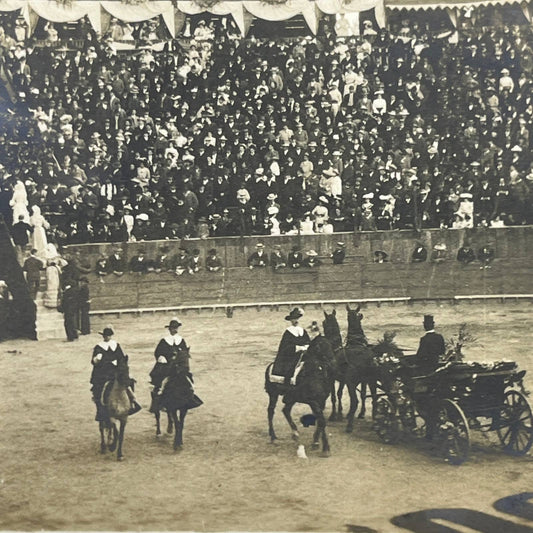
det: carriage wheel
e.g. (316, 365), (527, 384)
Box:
(496, 390), (533, 456)
(374, 397), (399, 444)
(399, 400), (418, 435)
(436, 400), (470, 465)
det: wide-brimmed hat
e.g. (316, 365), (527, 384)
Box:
(374, 250), (388, 259)
(285, 307), (303, 321)
(99, 326), (114, 337)
(307, 250), (318, 257)
(336, 242), (346, 248)
(166, 317), (182, 329)
(256, 243), (264, 249)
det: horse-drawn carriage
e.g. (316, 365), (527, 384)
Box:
(373, 355), (533, 464)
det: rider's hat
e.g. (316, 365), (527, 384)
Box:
(166, 317), (182, 329)
(423, 315), (435, 329)
(285, 307), (303, 321)
(99, 326), (114, 336)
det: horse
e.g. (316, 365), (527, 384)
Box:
(99, 355), (131, 461)
(153, 349), (203, 451)
(265, 326), (335, 456)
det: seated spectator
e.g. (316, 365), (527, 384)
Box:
(478, 245), (495, 269)
(248, 243), (269, 269)
(411, 242), (428, 263)
(175, 248), (189, 276)
(129, 248), (149, 274)
(373, 250), (389, 264)
(302, 250), (321, 268)
(206, 249), (222, 272)
(108, 247), (126, 276)
(431, 243), (447, 264)
(287, 245), (303, 269)
(457, 241), (476, 265)
(270, 244), (286, 270)
(279, 213), (298, 235)
(188, 249), (202, 274)
(331, 242), (346, 264)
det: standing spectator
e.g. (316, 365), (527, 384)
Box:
(78, 277), (91, 335)
(29, 205), (50, 261)
(11, 214), (33, 265)
(23, 249), (43, 300)
(59, 283), (79, 342)
(43, 259), (61, 309)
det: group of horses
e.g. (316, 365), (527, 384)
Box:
(99, 353), (193, 461)
(98, 305), (397, 461)
(265, 305), (402, 456)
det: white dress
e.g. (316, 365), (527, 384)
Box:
(29, 206), (49, 259)
(43, 264), (61, 308)
(10, 181), (30, 223)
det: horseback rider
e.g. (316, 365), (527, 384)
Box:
(272, 308), (310, 385)
(90, 326), (141, 425)
(414, 314), (445, 374)
(149, 317), (191, 412)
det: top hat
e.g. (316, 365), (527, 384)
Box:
(166, 317), (182, 329)
(423, 315), (435, 329)
(285, 307), (303, 321)
(99, 326), (114, 336)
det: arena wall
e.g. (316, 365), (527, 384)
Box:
(63, 227), (533, 312)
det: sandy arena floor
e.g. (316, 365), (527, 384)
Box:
(1, 301), (532, 532)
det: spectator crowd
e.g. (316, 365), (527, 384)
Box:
(0, 13), (532, 251)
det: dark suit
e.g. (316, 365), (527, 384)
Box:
(23, 255), (43, 299)
(247, 251), (269, 268)
(11, 221), (33, 247)
(415, 331), (445, 372)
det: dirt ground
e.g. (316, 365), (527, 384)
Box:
(1, 301), (532, 532)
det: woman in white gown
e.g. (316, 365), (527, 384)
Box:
(10, 180), (30, 223)
(43, 259), (61, 308)
(29, 205), (50, 259)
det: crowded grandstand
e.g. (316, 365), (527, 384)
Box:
(0, 3), (532, 249)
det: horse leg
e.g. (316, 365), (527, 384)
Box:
(99, 421), (106, 454)
(116, 418), (126, 461)
(345, 381), (359, 433)
(171, 410), (181, 451)
(329, 382), (338, 422)
(337, 381), (344, 420)
(108, 421), (118, 452)
(369, 381), (378, 419)
(176, 409), (187, 447)
(167, 412), (173, 434)
(267, 392), (279, 442)
(281, 401), (299, 441)
(310, 402), (330, 456)
(155, 410), (161, 437)
(358, 381), (367, 419)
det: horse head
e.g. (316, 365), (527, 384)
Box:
(346, 304), (365, 339)
(115, 354), (131, 387)
(322, 309), (342, 349)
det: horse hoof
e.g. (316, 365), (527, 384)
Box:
(311, 442), (320, 450)
(345, 426), (353, 434)
(174, 445), (183, 453)
(117, 456), (124, 462)
(321, 450), (331, 458)
(357, 413), (365, 420)
(291, 431), (300, 441)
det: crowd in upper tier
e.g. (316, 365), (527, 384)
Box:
(0, 13), (532, 247)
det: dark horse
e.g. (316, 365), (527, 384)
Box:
(265, 328), (335, 456)
(323, 306), (380, 433)
(99, 355), (131, 461)
(153, 349), (203, 451)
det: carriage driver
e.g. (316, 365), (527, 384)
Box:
(414, 314), (446, 374)
(272, 308), (311, 385)
(90, 326), (141, 425)
(149, 317), (190, 413)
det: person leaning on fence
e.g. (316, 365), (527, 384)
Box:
(188, 249), (202, 274)
(411, 242), (427, 263)
(248, 243), (269, 269)
(457, 241), (476, 264)
(331, 242), (346, 264)
(287, 245), (303, 269)
(478, 245), (495, 269)
(270, 244), (287, 270)
(206, 248), (222, 272)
